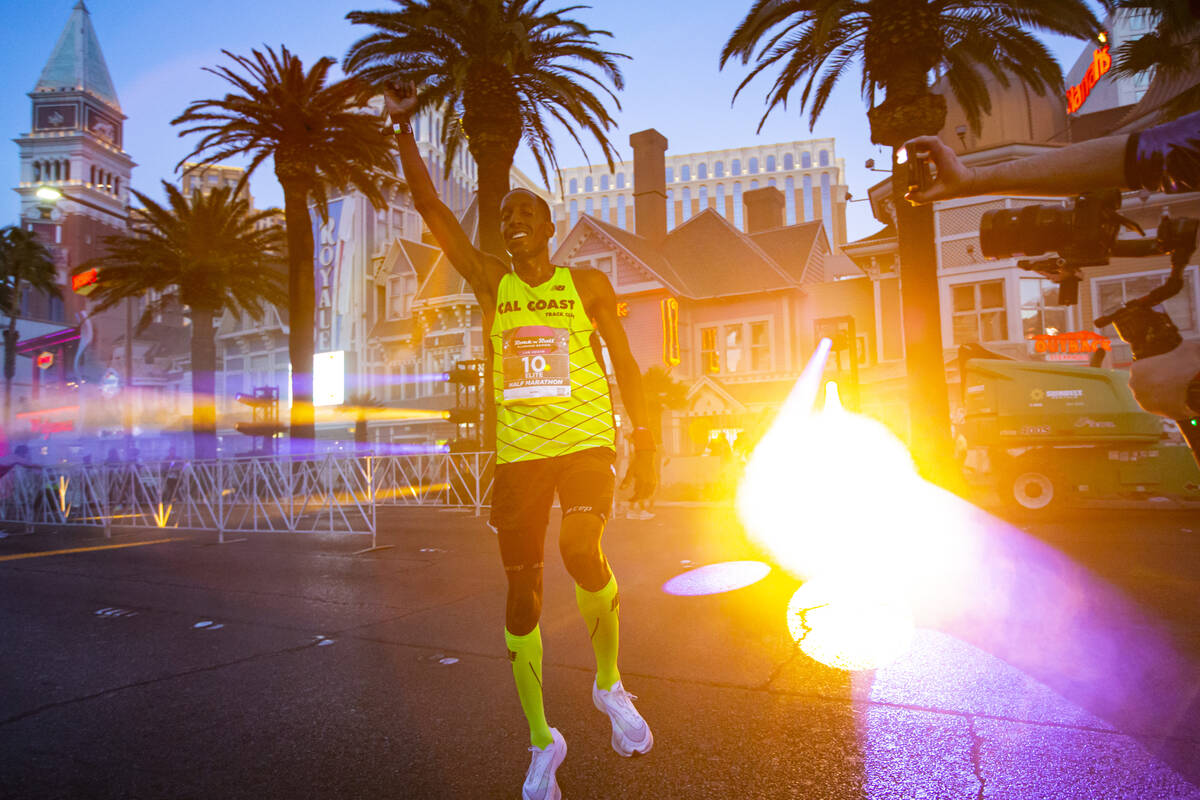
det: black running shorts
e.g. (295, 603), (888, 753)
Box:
(489, 447), (616, 569)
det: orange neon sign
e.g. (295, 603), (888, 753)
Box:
(36, 352), (54, 370)
(72, 268), (99, 295)
(1032, 330), (1111, 360)
(1066, 44), (1111, 114)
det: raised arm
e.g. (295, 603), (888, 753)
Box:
(581, 269), (658, 499)
(383, 84), (508, 296)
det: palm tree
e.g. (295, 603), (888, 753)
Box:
(0, 226), (60, 424)
(172, 45), (398, 452)
(344, 0), (627, 257)
(1109, 0), (1200, 119)
(720, 0), (1100, 482)
(77, 182), (286, 461)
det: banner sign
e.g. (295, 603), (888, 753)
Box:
(1067, 45), (1112, 114)
(1032, 330), (1111, 360)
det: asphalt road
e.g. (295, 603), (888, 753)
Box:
(1, 504), (1198, 799)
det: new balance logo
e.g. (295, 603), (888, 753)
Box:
(552, 284), (565, 291)
(508, 649), (518, 663)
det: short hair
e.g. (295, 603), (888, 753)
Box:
(502, 188), (552, 224)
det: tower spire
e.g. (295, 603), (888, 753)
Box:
(34, 0), (120, 110)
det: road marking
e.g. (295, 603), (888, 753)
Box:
(94, 607), (138, 618)
(0, 537), (185, 562)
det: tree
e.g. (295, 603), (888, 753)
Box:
(344, 0), (627, 257)
(172, 45), (397, 452)
(720, 0), (1099, 483)
(1109, 0), (1200, 119)
(0, 226), (60, 424)
(77, 182), (286, 461)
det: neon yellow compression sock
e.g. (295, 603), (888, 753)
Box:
(505, 626), (554, 749)
(575, 573), (621, 691)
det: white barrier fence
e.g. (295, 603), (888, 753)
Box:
(0, 452), (497, 539)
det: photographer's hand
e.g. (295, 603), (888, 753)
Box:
(382, 81), (418, 125)
(1128, 339), (1200, 420)
(903, 136), (977, 204)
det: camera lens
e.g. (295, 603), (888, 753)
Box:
(979, 205), (1073, 259)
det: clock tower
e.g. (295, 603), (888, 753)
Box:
(8, 1), (135, 437)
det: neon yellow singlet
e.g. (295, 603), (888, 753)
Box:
(490, 266), (615, 464)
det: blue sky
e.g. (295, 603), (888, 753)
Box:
(2, 0), (1097, 243)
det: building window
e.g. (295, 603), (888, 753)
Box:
(952, 280), (1007, 344)
(819, 150), (830, 166)
(666, 189), (676, 229)
(617, 195), (627, 228)
(750, 180), (759, 190)
(714, 161), (725, 177)
(681, 165), (691, 182)
(388, 276), (410, 320)
(569, 178), (578, 194)
(731, 159), (741, 176)
(698, 163), (707, 180)
(601, 195), (610, 220)
(616, 173), (626, 189)
(750, 321), (769, 371)
(601, 175), (610, 191)
(802, 152), (812, 168)
(569, 199), (578, 227)
(701, 327), (719, 374)
(584, 176), (593, 192)
(768, 178), (777, 188)
(785, 176), (796, 225)
(802, 175), (813, 221)
(665, 167), (674, 183)
(784, 154), (794, 170)
(1096, 267), (1197, 335)
(585, 197), (594, 216)
(681, 187), (691, 221)
(820, 173), (832, 218)
(766, 155), (776, 172)
(733, 183), (743, 229)
(1020, 278), (1072, 338)
(715, 183), (725, 215)
(698, 185), (708, 208)
(748, 157), (759, 174)
(725, 326), (744, 372)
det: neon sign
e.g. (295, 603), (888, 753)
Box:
(36, 352), (54, 370)
(1032, 330), (1111, 360)
(72, 267), (99, 294)
(1066, 44), (1111, 114)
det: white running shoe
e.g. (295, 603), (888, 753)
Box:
(592, 680), (654, 757)
(523, 727), (567, 800)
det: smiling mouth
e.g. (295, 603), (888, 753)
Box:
(508, 231), (529, 241)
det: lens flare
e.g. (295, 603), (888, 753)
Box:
(787, 577), (914, 671)
(662, 560), (772, 596)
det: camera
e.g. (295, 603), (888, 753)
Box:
(979, 190), (1126, 305)
(900, 143), (935, 195)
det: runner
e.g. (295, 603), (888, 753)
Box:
(384, 83), (657, 800)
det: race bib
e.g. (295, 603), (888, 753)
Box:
(502, 325), (571, 403)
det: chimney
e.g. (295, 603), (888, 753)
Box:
(743, 186), (786, 233)
(629, 128), (668, 245)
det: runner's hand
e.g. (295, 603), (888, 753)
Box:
(903, 135), (976, 204)
(383, 81), (418, 122)
(1128, 339), (1200, 420)
(628, 450), (657, 502)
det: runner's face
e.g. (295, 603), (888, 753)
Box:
(501, 191), (553, 257)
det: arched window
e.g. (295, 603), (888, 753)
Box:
(601, 175), (610, 191)
(732, 159), (741, 176)
(733, 182), (744, 229)
(819, 150), (830, 166)
(783, 154), (794, 170)
(699, 184), (708, 208)
(569, 178), (578, 194)
(666, 189), (676, 229)
(585, 175), (594, 192)
(750, 180), (759, 190)
(802, 175), (814, 221)
(617, 194), (627, 228)
(716, 183), (726, 216)
(585, 197), (594, 216)
(748, 157), (759, 174)
(714, 161), (725, 177)
(681, 165), (691, 182)
(33, 162), (41, 182)
(801, 152), (812, 169)
(601, 195), (610, 220)
(681, 187), (692, 221)
(820, 173), (832, 220)
(665, 167), (674, 183)
(616, 173), (626, 189)
(766, 155), (776, 172)
(785, 176), (796, 224)
(697, 163), (707, 180)
(569, 199), (579, 227)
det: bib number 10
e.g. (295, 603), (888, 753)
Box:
(522, 354), (548, 374)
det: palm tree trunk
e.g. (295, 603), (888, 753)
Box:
(189, 309), (218, 461)
(4, 279), (22, 425)
(472, 146), (516, 259)
(281, 180), (315, 455)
